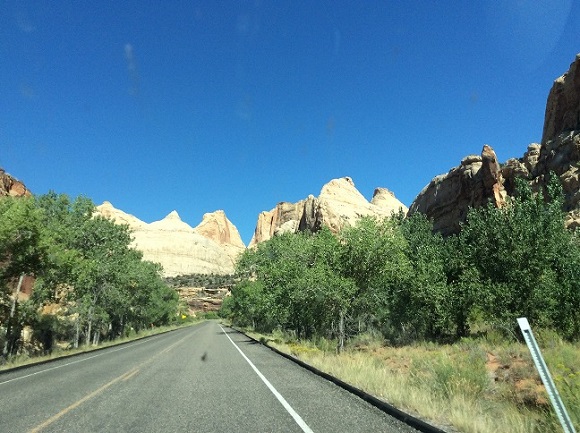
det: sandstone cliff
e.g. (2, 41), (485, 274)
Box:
(542, 53), (580, 144)
(193, 210), (246, 260)
(95, 203), (244, 277)
(409, 53), (580, 233)
(408, 145), (507, 235)
(0, 169), (31, 197)
(249, 177), (408, 246)
(96, 201), (146, 229)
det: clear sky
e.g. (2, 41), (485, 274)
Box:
(1, 1), (579, 245)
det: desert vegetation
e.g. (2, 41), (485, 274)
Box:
(222, 175), (580, 432)
(0, 192), (179, 360)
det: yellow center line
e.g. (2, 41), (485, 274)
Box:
(28, 368), (138, 433)
(27, 325), (203, 433)
(122, 368), (140, 382)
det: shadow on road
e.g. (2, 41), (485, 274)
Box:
(217, 329), (261, 345)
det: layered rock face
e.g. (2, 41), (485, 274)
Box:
(95, 203), (245, 277)
(0, 169), (30, 197)
(410, 53), (580, 233)
(249, 177), (408, 246)
(176, 287), (229, 314)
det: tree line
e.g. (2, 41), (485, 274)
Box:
(221, 176), (580, 346)
(0, 192), (179, 358)
(165, 273), (237, 290)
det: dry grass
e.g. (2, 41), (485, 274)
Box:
(247, 330), (579, 433)
(0, 321), (201, 372)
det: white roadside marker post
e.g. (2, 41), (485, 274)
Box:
(517, 317), (576, 433)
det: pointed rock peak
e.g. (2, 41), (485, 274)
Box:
(98, 201), (118, 212)
(320, 176), (367, 203)
(147, 210), (195, 232)
(372, 187), (394, 200)
(95, 201), (145, 228)
(164, 210), (182, 221)
(323, 176), (355, 189)
(202, 209), (226, 220)
(194, 210), (245, 249)
(371, 187), (409, 213)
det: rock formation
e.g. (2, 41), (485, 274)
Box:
(532, 131), (580, 229)
(95, 203), (245, 277)
(408, 146), (506, 235)
(176, 287), (229, 314)
(96, 201), (146, 229)
(193, 210), (246, 260)
(542, 54), (580, 144)
(410, 53), (580, 233)
(249, 177), (408, 246)
(0, 169), (31, 197)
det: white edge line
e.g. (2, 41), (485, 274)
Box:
(220, 325), (314, 433)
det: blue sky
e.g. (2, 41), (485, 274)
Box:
(1, 1), (579, 245)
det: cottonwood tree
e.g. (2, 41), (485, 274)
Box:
(339, 217), (411, 339)
(460, 175), (580, 339)
(0, 196), (46, 357)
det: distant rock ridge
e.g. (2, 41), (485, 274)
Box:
(249, 177), (408, 247)
(409, 53), (580, 233)
(95, 203), (245, 277)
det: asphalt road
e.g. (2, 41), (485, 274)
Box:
(0, 321), (419, 433)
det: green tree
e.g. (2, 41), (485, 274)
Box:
(0, 196), (47, 357)
(231, 228), (355, 343)
(339, 217), (411, 338)
(33, 193), (178, 347)
(460, 175), (580, 338)
(397, 213), (453, 340)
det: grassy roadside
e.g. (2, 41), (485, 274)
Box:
(0, 320), (204, 372)
(242, 328), (579, 433)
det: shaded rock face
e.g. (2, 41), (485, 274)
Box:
(177, 287), (229, 314)
(0, 169), (31, 197)
(249, 177), (408, 246)
(95, 203), (244, 277)
(410, 54), (580, 233)
(542, 54), (580, 144)
(502, 143), (542, 194)
(533, 131), (580, 229)
(502, 132), (580, 229)
(408, 146), (506, 235)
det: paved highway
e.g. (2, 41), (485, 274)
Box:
(0, 321), (419, 432)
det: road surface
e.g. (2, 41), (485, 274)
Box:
(0, 321), (419, 432)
